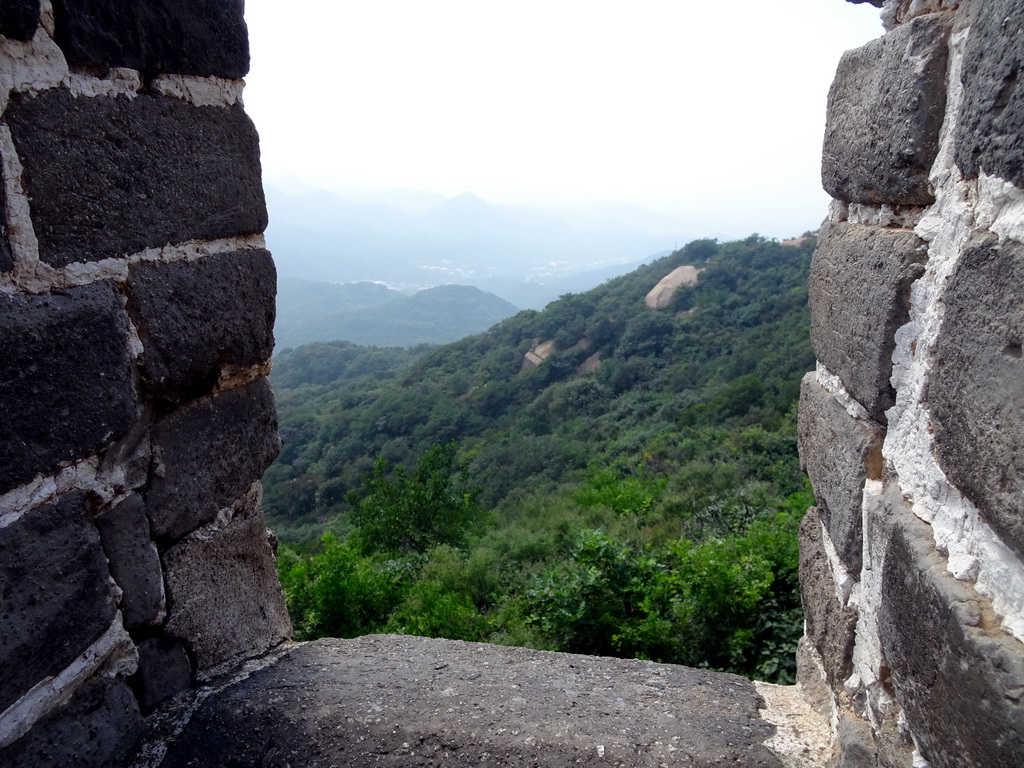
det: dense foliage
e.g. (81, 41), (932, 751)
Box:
(268, 234), (816, 682)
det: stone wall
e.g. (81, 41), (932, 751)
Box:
(799, 1), (1024, 765)
(0, 3), (290, 765)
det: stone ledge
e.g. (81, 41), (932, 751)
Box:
(151, 635), (796, 768)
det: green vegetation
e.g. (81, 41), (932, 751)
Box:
(268, 234), (816, 683)
(275, 278), (520, 350)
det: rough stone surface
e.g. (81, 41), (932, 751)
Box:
(0, 0), (39, 41)
(145, 378), (280, 543)
(880, 511), (1024, 767)
(798, 373), (884, 574)
(809, 222), (927, 423)
(0, 151), (12, 273)
(95, 495), (164, 630)
(822, 14), (950, 205)
(126, 250), (276, 402)
(159, 635), (783, 767)
(0, 675), (142, 768)
(0, 282), (136, 494)
(954, 0), (1024, 187)
(5, 91), (267, 267)
(836, 713), (878, 768)
(0, 492), (118, 713)
(162, 500), (290, 671)
(50, 0), (248, 78)
(133, 637), (192, 711)
(798, 508), (858, 695)
(930, 237), (1024, 560)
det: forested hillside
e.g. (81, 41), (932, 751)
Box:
(265, 234), (817, 683)
(275, 278), (520, 350)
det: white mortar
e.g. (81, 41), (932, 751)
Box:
(0, 616), (137, 749)
(884, 27), (1024, 644)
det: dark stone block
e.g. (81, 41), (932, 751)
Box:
(798, 373), (885, 574)
(126, 250), (276, 403)
(5, 91), (267, 267)
(51, 0), (248, 78)
(799, 508), (858, 696)
(0, 492), (118, 713)
(931, 236), (1024, 560)
(159, 636), (783, 767)
(0, 282), (136, 495)
(881, 512), (1024, 768)
(133, 637), (192, 711)
(955, 0), (1024, 188)
(95, 495), (164, 630)
(163, 500), (291, 670)
(822, 15), (950, 205)
(0, 151), (12, 272)
(0, 0), (39, 41)
(0, 676), (142, 768)
(809, 221), (928, 423)
(146, 378), (280, 543)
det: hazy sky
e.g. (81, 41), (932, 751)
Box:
(243, 1), (883, 239)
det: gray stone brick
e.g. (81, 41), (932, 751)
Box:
(0, 492), (118, 713)
(146, 378), (280, 543)
(51, 0), (248, 78)
(954, 0), (1024, 188)
(881, 511), (1024, 767)
(0, 282), (136, 494)
(822, 14), (950, 205)
(809, 221), (928, 424)
(798, 508), (858, 696)
(5, 91), (267, 267)
(126, 250), (276, 403)
(133, 637), (192, 711)
(798, 373), (885, 574)
(931, 236), (1024, 560)
(95, 495), (164, 630)
(163, 499), (291, 670)
(0, 676), (142, 768)
(0, 0), (39, 41)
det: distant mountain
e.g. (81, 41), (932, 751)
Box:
(263, 186), (691, 309)
(274, 278), (519, 350)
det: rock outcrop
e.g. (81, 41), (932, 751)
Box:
(644, 264), (701, 309)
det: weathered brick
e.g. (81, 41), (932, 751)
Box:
(0, 282), (136, 494)
(0, 492), (119, 713)
(133, 637), (192, 711)
(931, 236), (1024, 560)
(822, 14), (950, 205)
(95, 495), (164, 630)
(798, 373), (885, 574)
(0, 0), (40, 41)
(51, 0), (248, 78)
(163, 500), (291, 670)
(5, 91), (267, 267)
(146, 378), (280, 543)
(881, 511), (1024, 767)
(955, 0), (1024, 188)
(809, 221), (927, 423)
(798, 508), (858, 696)
(126, 250), (276, 403)
(0, 676), (142, 768)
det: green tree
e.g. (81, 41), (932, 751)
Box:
(346, 442), (482, 555)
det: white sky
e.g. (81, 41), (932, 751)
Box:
(243, 0), (883, 239)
